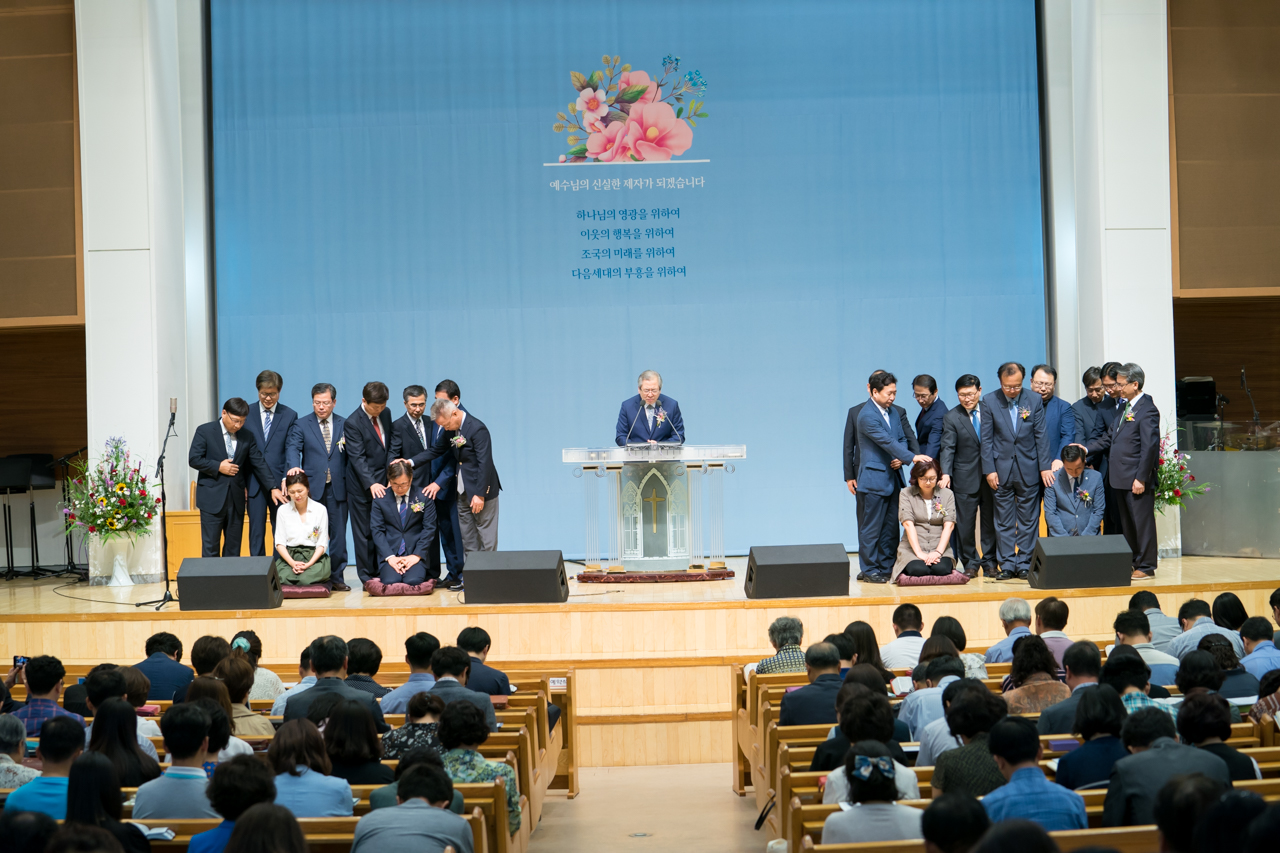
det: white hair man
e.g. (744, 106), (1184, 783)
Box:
(984, 598), (1033, 663)
(616, 370), (685, 446)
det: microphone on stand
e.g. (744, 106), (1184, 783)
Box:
(168, 397), (177, 426)
(624, 400), (644, 445)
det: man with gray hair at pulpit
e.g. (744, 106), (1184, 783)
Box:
(616, 369), (685, 446)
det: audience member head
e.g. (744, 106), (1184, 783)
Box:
(767, 616), (803, 651)
(160, 701), (211, 762)
(1100, 646), (1151, 694)
(1242, 801), (1280, 853)
(1113, 609), (1153, 646)
(223, 803), (307, 853)
(0, 809), (57, 853)
(1176, 650), (1225, 695)
(1121, 706), (1177, 751)
(925, 655), (965, 687)
(1212, 592), (1249, 632)
(931, 616), (970, 653)
(1062, 640), (1102, 687)
(1272, 588), (1280, 626)
(209, 754), (277, 820)
(44, 825), (125, 853)
(1034, 597), (1069, 634)
(439, 700), (491, 750)
(407, 690), (445, 724)
(297, 647), (313, 679)
(396, 763), (454, 807)
(912, 662), (930, 690)
(394, 745), (446, 780)
(116, 666), (150, 709)
(37, 715), (85, 773)
(842, 740), (899, 804)
(843, 664), (890, 695)
(892, 603), (924, 635)
(971, 820), (1059, 853)
(192, 696), (233, 755)
(1259, 670), (1280, 701)
(1153, 772), (1229, 853)
(65, 753), (124, 827)
(946, 688), (1007, 740)
(823, 632), (856, 667)
(431, 646), (473, 682)
(1008, 635), (1058, 689)
(844, 622), (890, 680)
(83, 668), (128, 715)
(0, 713), (27, 762)
(404, 632), (441, 672)
(1178, 599), (1212, 631)
(987, 716), (1042, 780)
(305, 693), (344, 731)
(190, 635), (232, 676)
(838, 685), (895, 744)
(942, 679), (986, 715)
(187, 675), (235, 721)
(919, 636), (960, 665)
(922, 793), (990, 853)
(230, 631), (264, 668)
(1197, 633), (1242, 672)
(144, 631), (183, 661)
(269, 718), (331, 776)
(997, 598), (1031, 632)
(1072, 684), (1126, 740)
(1240, 617), (1275, 656)
(804, 643), (841, 680)
(323, 699), (382, 765)
(1177, 691), (1233, 746)
(87, 697), (158, 785)
(457, 626), (493, 658)
(213, 652), (256, 704)
(1130, 590), (1161, 613)
(22, 654), (66, 698)
(309, 635), (349, 677)
(1193, 791), (1266, 853)
(346, 638), (383, 677)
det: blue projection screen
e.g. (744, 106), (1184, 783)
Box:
(210, 0), (1046, 556)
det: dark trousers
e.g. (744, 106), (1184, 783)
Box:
(1117, 486), (1158, 573)
(1104, 484), (1124, 535)
(348, 489), (377, 583)
(322, 488), (348, 577)
(429, 494), (464, 581)
(857, 490), (900, 577)
(993, 475), (1039, 574)
(199, 492), (244, 558)
(378, 558), (428, 585)
(953, 483), (997, 575)
(902, 557), (955, 576)
(247, 490), (281, 557)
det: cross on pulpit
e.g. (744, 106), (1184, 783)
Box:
(643, 487), (665, 533)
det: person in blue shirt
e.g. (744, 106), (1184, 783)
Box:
(381, 632), (439, 715)
(984, 599), (1033, 664)
(1169, 599), (1245, 660)
(1241, 617), (1280, 681)
(982, 716), (1087, 831)
(133, 632), (194, 701)
(268, 720), (353, 817)
(189, 755), (278, 853)
(897, 655), (964, 740)
(271, 649), (318, 717)
(2, 716), (83, 819)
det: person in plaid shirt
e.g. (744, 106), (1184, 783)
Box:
(1101, 647), (1174, 719)
(13, 656), (84, 736)
(757, 616), (806, 674)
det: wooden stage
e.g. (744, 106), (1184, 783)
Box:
(4, 554), (1280, 768)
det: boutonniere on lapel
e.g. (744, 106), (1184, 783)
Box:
(310, 525), (322, 539)
(1124, 411), (1135, 422)
(450, 435), (467, 449)
(410, 501), (425, 513)
(1018, 406), (1030, 421)
(337, 435), (346, 452)
(655, 407), (667, 426)
(1075, 488), (1092, 504)
(931, 497), (947, 518)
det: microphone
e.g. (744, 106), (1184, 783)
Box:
(624, 399), (644, 445)
(1241, 369), (1246, 389)
(167, 397), (177, 428)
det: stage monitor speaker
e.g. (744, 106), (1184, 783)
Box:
(177, 556), (282, 611)
(1027, 536), (1132, 589)
(464, 550), (569, 604)
(744, 543), (848, 599)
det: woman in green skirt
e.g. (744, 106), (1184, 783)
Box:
(273, 471), (331, 585)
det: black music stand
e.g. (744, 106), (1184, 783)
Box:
(52, 448), (89, 579)
(0, 457), (33, 581)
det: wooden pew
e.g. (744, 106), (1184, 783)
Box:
(798, 825), (1162, 853)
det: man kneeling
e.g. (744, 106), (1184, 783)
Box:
(368, 460), (437, 591)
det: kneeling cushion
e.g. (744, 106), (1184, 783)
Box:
(364, 578), (436, 596)
(281, 584), (332, 599)
(895, 571), (970, 587)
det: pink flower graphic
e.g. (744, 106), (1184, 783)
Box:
(618, 69), (658, 104)
(576, 87), (609, 124)
(586, 121), (632, 163)
(625, 102), (692, 162)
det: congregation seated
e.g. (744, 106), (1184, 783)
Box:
(1177, 691), (1261, 781)
(1213, 591), (1249, 635)
(185, 680), (254, 761)
(87, 698), (160, 788)
(46, 824), (130, 853)
(1113, 607), (1180, 685)
(916, 679), (981, 766)
(439, 700), (522, 834)
(983, 599), (1031, 664)
(282, 636), (390, 733)
(2, 715), (82, 818)
(1130, 589), (1183, 651)
(13, 655), (84, 736)
(370, 746), (465, 814)
(1000, 636), (1069, 715)
(1169, 598), (1244, 660)
(1153, 771), (1229, 853)
(190, 755), (278, 853)
(1032, 597), (1072, 674)
(981, 716), (1086, 831)
(1051, 683), (1128, 790)
(1175, 650), (1243, 723)
(118, 667), (164, 734)
(0, 713), (39, 788)
(1195, 792), (1276, 853)
(844, 621), (894, 685)
(270, 648), (316, 717)
(1101, 645), (1171, 718)
(63, 662), (114, 718)
(921, 793), (989, 853)
(133, 632), (194, 702)
(970, 819), (1057, 853)
(880, 603), (927, 668)
(66, 753), (150, 853)
(1036, 641), (1101, 734)
(132, 703), (219, 819)
(822, 686), (919, 803)
(841, 664), (910, 743)
(380, 632), (439, 714)
(930, 616), (988, 680)
(756, 616), (805, 674)
(1197, 633), (1260, 699)
(932, 687), (1007, 797)
(214, 653), (276, 739)
(458, 626), (561, 731)
(0, 809), (57, 853)
(779, 643), (843, 727)
(1249, 670), (1280, 724)
(344, 638), (392, 699)
(351, 763), (474, 853)
(1240, 615), (1280, 680)
(824, 632), (856, 676)
(324, 699), (394, 785)
(268, 719), (354, 816)
(382, 692), (444, 759)
(899, 654), (964, 739)
(223, 803), (307, 853)
(232, 631), (287, 702)
(173, 635), (231, 703)
(821, 740), (923, 844)
(429, 648), (497, 731)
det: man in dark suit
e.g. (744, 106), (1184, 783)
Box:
(1092, 362), (1126, 535)
(428, 647), (498, 731)
(388, 385), (433, 496)
(1080, 363), (1162, 579)
(345, 382), (395, 584)
(615, 369), (685, 445)
(980, 362), (1053, 580)
(939, 374), (997, 578)
(456, 626), (511, 695)
(285, 383), (349, 590)
(283, 635), (389, 732)
(1071, 366), (1106, 454)
(1037, 641), (1101, 734)
(779, 643), (844, 726)
(911, 374), (949, 461)
(408, 398), (502, 558)
(427, 381), (466, 589)
(242, 370), (297, 558)
(370, 460), (437, 589)
(188, 397), (283, 558)
(1031, 365), (1078, 464)
(843, 370), (920, 500)
(855, 372), (931, 583)
(1044, 446), (1106, 536)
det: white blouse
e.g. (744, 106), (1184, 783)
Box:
(274, 500), (329, 549)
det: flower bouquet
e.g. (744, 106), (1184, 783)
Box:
(1154, 432), (1211, 512)
(63, 437), (160, 540)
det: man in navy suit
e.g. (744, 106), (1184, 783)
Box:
(345, 382), (396, 584)
(1072, 366), (1107, 467)
(1044, 445), (1106, 536)
(856, 371), (931, 583)
(242, 370), (297, 558)
(980, 362), (1053, 580)
(285, 383), (350, 590)
(616, 370), (685, 445)
(843, 369), (920, 502)
(456, 626), (511, 695)
(428, 380), (466, 589)
(1091, 362), (1126, 536)
(1031, 365), (1078, 463)
(389, 383), (459, 586)
(188, 397), (283, 557)
(912, 374), (949, 461)
(370, 460), (437, 588)
(1081, 363), (1162, 578)
(939, 374), (997, 577)
(388, 385), (433, 496)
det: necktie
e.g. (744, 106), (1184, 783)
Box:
(414, 418), (426, 447)
(1071, 477), (1077, 494)
(372, 415), (384, 446)
(224, 431), (234, 458)
(264, 408), (273, 441)
(398, 496), (407, 555)
(646, 405), (654, 429)
(320, 419), (332, 483)
(971, 409), (979, 437)
(1009, 400), (1019, 434)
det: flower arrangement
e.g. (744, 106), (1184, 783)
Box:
(450, 435), (467, 449)
(655, 407), (667, 426)
(930, 497), (947, 518)
(310, 525), (323, 541)
(63, 437), (160, 541)
(1018, 407), (1030, 421)
(410, 501), (425, 514)
(1075, 488), (1092, 504)
(553, 54), (708, 163)
(1154, 432), (1211, 512)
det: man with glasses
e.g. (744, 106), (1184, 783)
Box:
(243, 370), (297, 558)
(939, 374), (997, 578)
(912, 374), (949, 461)
(1030, 365), (1077, 465)
(1090, 362), (1126, 535)
(1077, 363), (1161, 579)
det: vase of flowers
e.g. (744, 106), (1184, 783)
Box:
(1154, 432), (1211, 513)
(64, 437), (164, 586)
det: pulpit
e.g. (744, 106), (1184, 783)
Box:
(562, 445), (746, 573)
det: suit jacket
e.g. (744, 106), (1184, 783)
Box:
(284, 413), (347, 502)
(428, 678), (498, 731)
(1086, 394), (1161, 490)
(243, 403), (297, 496)
(615, 394), (685, 445)
(1072, 397), (1106, 472)
(778, 673), (843, 727)
(371, 490), (437, 563)
(1037, 684), (1095, 735)
(1102, 737), (1232, 826)
(856, 401), (916, 497)
(345, 405), (396, 494)
(409, 411), (502, 499)
(429, 420), (458, 498)
(939, 404), (984, 494)
(466, 656), (512, 696)
(188, 420), (276, 513)
(844, 402), (919, 482)
(388, 414), (434, 492)
(283, 676), (389, 733)
(915, 399), (949, 461)
(979, 389), (1050, 486)
(1044, 468), (1106, 536)
(1090, 397), (1122, 478)
(1042, 395), (1077, 461)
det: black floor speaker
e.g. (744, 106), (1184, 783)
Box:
(1027, 536), (1133, 589)
(177, 556), (283, 610)
(464, 550), (569, 604)
(744, 543), (849, 599)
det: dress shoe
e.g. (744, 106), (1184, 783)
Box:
(994, 570), (1019, 582)
(862, 573), (889, 584)
(1131, 570), (1155, 580)
(856, 571), (868, 582)
(442, 576), (465, 591)
(330, 578), (351, 592)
